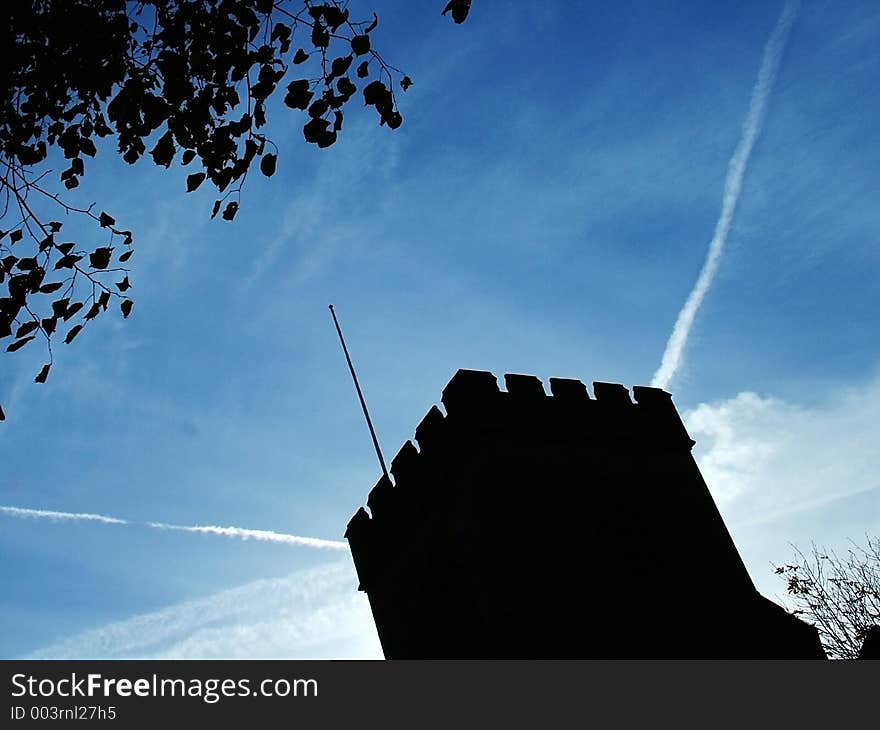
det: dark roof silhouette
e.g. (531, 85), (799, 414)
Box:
(346, 369), (826, 659)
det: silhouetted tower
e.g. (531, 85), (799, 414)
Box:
(346, 369), (825, 658)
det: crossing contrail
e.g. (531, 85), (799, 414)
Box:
(146, 522), (350, 551)
(651, 0), (799, 391)
(0, 505), (349, 551)
(0, 505), (128, 525)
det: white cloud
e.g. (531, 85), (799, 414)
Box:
(27, 560), (382, 660)
(685, 374), (880, 529)
(679, 375), (880, 604)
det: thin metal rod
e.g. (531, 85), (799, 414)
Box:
(328, 304), (389, 480)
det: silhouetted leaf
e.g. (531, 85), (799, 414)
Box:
(357, 61), (369, 78)
(89, 247), (113, 269)
(328, 55), (353, 83)
(181, 149), (197, 165)
(260, 153), (277, 177)
(308, 98), (330, 119)
(293, 48), (309, 64)
(150, 130), (176, 167)
(63, 302), (84, 321)
(98, 291), (110, 310)
(64, 176), (79, 190)
(9, 230), (22, 244)
(51, 298), (70, 318)
(215, 167), (234, 192)
(351, 34), (371, 56)
(25, 266), (45, 293)
(16, 257), (37, 271)
(221, 201), (239, 221)
(120, 299), (133, 318)
(311, 20), (330, 48)
(84, 302), (101, 320)
(401, 76), (413, 91)
(57, 242), (75, 255)
(48, 221), (62, 233)
(16, 320), (39, 338)
(116, 276), (130, 292)
(64, 324), (83, 344)
(186, 172), (206, 192)
(337, 77), (357, 99)
(7, 335), (35, 352)
(441, 0), (472, 24)
(284, 80), (313, 110)
(211, 200), (222, 219)
(34, 363), (51, 383)
(54, 254), (82, 270)
(384, 111), (403, 129)
(363, 80), (390, 107)
(303, 117), (336, 147)
(0, 404), (5, 421)
(39, 234), (54, 251)
(41, 317), (57, 335)
(39, 282), (64, 294)
(99, 211), (115, 228)
(118, 250), (133, 263)
(8, 273), (30, 301)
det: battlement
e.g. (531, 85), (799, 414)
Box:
(346, 369), (826, 659)
(346, 369), (694, 555)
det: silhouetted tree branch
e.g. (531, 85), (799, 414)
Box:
(775, 535), (880, 659)
(0, 1), (473, 419)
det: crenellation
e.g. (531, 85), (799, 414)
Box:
(592, 381), (634, 405)
(343, 506), (373, 590)
(503, 373), (546, 398)
(390, 440), (420, 487)
(414, 405), (446, 452)
(440, 369), (499, 416)
(632, 385), (696, 449)
(366, 474), (394, 519)
(548, 377), (590, 400)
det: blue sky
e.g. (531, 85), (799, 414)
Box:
(1, 0), (878, 658)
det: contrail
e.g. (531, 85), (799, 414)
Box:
(0, 505), (349, 551)
(0, 505), (128, 525)
(651, 0), (799, 391)
(146, 522), (349, 551)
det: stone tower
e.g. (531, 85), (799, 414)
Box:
(345, 369), (825, 658)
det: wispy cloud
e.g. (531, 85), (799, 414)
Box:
(652, 0), (800, 390)
(684, 369), (880, 601)
(146, 521), (349, 551)
(0, 505), (127, 525)
(684, 369), (880, 528)
(241, 118), (401, 290)
(1, 505), (348, 551)
(27, 560), (381, 659)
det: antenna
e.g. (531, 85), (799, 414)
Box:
(328, 304), (390, 481)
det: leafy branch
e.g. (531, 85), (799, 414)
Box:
(0, 1), (473, 420)
(774, 535), (880, 659)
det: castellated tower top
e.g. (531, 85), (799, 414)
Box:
(345, 369), (826, 659)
